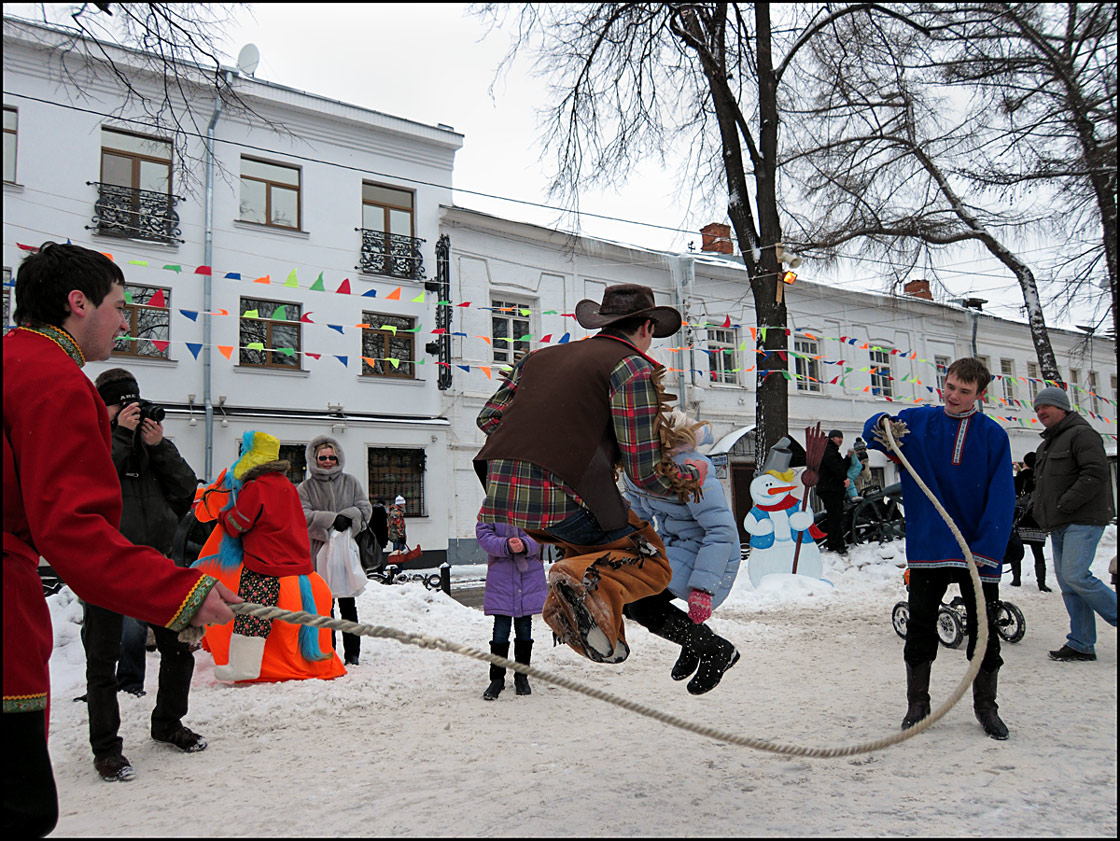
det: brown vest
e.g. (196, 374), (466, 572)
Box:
(474, 334), (652, 530)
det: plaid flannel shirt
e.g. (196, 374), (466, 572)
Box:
(477, 345), (690, 529)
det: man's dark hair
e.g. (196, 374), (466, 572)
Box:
(13, 241), (125, 328)
(606, 315), (654, 337)
(946, 357), (991, 392)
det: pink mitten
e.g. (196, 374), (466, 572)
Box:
(687, 589), (712, 624)
(680, 457), (709, 485)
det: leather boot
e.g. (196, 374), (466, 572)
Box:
(901, 660), (932, 730)
(654, 610), (739, 695)
(670, 648), (700, 681)
(973, 667), (1009, 740)
(482, 641), (509, 701)
(1035, 558), (1052, 592)
(513, 639), (533, 696)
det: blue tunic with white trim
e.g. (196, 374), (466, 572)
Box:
(863, 406), (1014, 581)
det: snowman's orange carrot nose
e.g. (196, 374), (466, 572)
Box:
(768, 485), (797, 495)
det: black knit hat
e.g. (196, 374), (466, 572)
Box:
(94, 368), (139, 406)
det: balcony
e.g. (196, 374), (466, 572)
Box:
(355, 228), (426, 281)
(87, 182), (183, 244)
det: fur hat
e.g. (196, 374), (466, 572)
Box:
(574, 284), (682, 338)
(1033, 386), (1072, 412)
(232, 431), (281, 480)
(394, 495), (406, 505)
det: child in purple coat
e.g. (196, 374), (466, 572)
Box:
(475, 521), (548, 700)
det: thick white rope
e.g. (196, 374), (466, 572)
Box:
(216, 420), (988, 758)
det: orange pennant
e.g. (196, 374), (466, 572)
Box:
(385, 286), (402, 300)
(217, 346), (234, 360)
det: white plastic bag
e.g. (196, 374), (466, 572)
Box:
(315, 529), (366, 598)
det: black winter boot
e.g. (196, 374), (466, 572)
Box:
(973, 667), (1009, 740)
(1035, 558), (1052, 592)
(513, 639), (533, 696)
(901, 661), (932, 730)
(653, 610), (739, 695)
(482, 641), (509, 701)
(670, 648), (700, 681)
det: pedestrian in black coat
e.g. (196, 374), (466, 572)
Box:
(817, 429), (850, 555)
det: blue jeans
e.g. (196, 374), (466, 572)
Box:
(1050, 524), (1117, 653)
(543, 507), (635, 547)
(491, 614), (533, 644)
(116, 616), (148, 692)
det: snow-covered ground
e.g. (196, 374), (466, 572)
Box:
(46, 529), (1116, 837)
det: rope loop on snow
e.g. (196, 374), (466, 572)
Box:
(221, 420), (987, 758)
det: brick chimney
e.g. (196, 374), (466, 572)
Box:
(903, 279), (932, 300)
(700, 222), (733, 254)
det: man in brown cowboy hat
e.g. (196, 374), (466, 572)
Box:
(474, 284), (739, 692)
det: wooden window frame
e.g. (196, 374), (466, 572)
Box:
(240, 156), (302, 230)
(3, 107), (16, 184)
(112, 283), (171, 359)
(238, 297), (302, 370)
(361, 181), (415, 238)
(367, 447), (426, 517)
(360, 311), (416, 379)
(793, 334), (822, 393)
(100, 127), (172, 193)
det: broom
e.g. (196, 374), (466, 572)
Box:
(792, 422), (828, 574)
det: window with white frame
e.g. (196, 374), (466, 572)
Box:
(3, 107), (16, 183)
(976, 355), (991, 403)
(1026, 361), (1040, 403)
(870, 347), (893, 397)
(1069, 368), (1082, 409)
(793, 334), (821, 392)
(934, 355), (950, 392)
(2, 267), (12, 331)
(708, 326), (739, 385)
(1000, 358), (1015, 403)
(1087, 371), (1100, 414)
(491, 299), (531, 366)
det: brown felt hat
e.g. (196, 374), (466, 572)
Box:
(574, 284), (682, 338)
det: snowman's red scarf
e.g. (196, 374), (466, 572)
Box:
(755, 494), (826, 538)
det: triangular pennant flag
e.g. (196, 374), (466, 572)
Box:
(129, 259), (148, 266)
(539, 334), (553, 343)
(328, 324), (345, 334)
(217, 346), (234, 359)
(558, 333), (571, 344)
(337, 278), (352, 295)
(411, 291), (425, 303)
(458, 365), (472, 372)
(362, 356), (379, 368)
(242, 309), (259, 319)
(385, 286), (402, 300)
(300, 312), (315, 323)
(253, 275), (271, 284)
(180, 310), (199, 321)
(362, 289), (378, 298)
(186, 343), (202, 359)
(194, 265), (211, 275)
(458, 301), (472, 307)
(148, 289), (166, 308)
(246, 342), (265, 351)
(224, 272), (241, 280)
(306, 352), (322, 360)
(309, 273), (325, 291)
(388, 358), (400, 369)
(123, 289), (134, 304)
(380, 324), (398, 335)
(721, 315), (731, 328)
(272, 305), (287, 321)
(480, 366), (492, 379)
(277, 347), (296, 357)
(334, 355), (348, 366)
(163, 265), (182, 273)
(285, 270), (299, 288)
(152, 340), (170, 353)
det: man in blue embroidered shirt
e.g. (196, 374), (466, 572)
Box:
(864, 357), (1015, 740)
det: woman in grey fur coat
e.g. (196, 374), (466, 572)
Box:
(297, 435), (372, 665)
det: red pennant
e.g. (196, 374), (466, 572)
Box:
(148, 289), (166, 308)
(336, 278), (351, 295)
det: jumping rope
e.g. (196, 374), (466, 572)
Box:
(208, 419), (989, 758)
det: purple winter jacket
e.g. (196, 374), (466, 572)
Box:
(476, 521), (548, 617)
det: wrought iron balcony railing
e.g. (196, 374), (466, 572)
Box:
(355, 228), (426, 281)
(86, 182), (183, 244)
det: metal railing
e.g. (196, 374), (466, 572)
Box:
(355, 228), (426, 280)
(86, 182), (183, 244)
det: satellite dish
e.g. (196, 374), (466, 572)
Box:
(236, 43), (260, 77)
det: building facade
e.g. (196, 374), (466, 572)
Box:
(4, 18), (462, 561)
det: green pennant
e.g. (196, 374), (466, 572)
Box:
(309, 272), (325, 291)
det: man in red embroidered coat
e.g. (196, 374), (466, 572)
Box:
(3, 243), (240, 836)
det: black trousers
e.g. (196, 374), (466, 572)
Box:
(331, 597), (360, 659)
(904, 567), (1003, 670)
(623, 588), (685, 633)
(2, 710), (58, 837)
(818, 489), (847, 551)
(83, 602), (195, 757)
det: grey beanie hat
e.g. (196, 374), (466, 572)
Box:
(1033, 386), (1072, 412)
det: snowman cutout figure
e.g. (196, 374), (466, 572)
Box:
(744, 437), (826, 588)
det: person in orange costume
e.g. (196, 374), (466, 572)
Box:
(193, 430), (345, 683)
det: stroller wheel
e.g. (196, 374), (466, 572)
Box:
(936, 607), (965, 648)
(891, 602), (910, 639)
(995, 601), (1026, 643)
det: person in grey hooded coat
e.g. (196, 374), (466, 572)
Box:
(297, 435), (372, 666)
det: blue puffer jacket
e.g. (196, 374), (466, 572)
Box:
(622, 437), (741, 608)
(475, 521), (548, 618)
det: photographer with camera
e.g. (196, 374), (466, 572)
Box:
(80, 369), (208, 782)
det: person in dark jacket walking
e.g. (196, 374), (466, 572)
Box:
(817, 430), (850, 555)
(475, 521), (547, 699)
(1030, 387), (1117, 662)
(1013, 451), (1051, 591)
(298, 435), (372, 666)
(83, 368), (209, 782)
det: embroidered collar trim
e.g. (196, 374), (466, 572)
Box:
(943, 404), (979, 420)
(18, 323), (86, 367)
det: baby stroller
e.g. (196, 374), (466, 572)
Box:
(891, 570), (1026, 648)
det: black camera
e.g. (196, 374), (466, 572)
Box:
(121, 397), (166, 424)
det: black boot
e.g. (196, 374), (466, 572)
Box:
(670, 648), (700, 681)
(901, 661), (932, 730)
(653, 610), (739, 695)
(1035, 558), (1052, 592)
(482, 641), (509, 701)
(513, 639), (533, 696)
(973, 667), (1009, 740)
